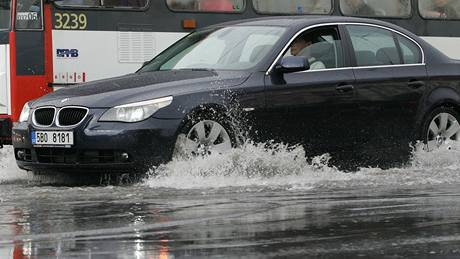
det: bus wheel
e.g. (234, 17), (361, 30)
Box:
(423, 107), (460, 151)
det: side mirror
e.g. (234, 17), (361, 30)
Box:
(275, 56), (310, 73)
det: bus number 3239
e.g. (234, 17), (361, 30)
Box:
(55, 13), (87, 30)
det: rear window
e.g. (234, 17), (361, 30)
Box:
(166, 0), (245, 12)
(252, 0), (332, 14)
(397, 35), (422, 64)
(340, 0), (411, 18)
(55, 0), (149, 9)
(347, 25), (402, 67)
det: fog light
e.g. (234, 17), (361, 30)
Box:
(17, 150), (25, 160)
(120, 152), (129, 162)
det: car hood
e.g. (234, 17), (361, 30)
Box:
(31, 70), (251, 108)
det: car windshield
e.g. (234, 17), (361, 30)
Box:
(0, 0), (12, 30)
(138, 26), (286, 72)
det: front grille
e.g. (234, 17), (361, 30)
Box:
(57, 107), (88, 127)
(34, 108), (55, 126)
(36, 148), (78, 164)
(36, 148), (129, 164)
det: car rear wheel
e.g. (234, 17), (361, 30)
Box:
(423, 107), (460, 151)
(174, 114), (236, 158)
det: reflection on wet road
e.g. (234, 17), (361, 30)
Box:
(2, 144), (460, 258)
(2, 185), (460, 258)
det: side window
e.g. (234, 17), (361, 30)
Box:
(284, 26), (345, 70)
(346, 25), (402, 67)
(340, 0), (411, 18)
(15, 0), (43, 30)
(253, 0), (332, 15)
(397, 35), (422, 64)
(166, 0), (244, 12)
(56, 0), (149, 8)
(419, 0), (459, 19)
(103, 0), (148, 8)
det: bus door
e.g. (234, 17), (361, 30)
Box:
(0, 0), (12, 143)
(13, 0), (52, 117)
(0, 0), (12, 115)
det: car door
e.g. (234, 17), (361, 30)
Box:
(345, 24), (427, 162)
(263, 25), (357, 157)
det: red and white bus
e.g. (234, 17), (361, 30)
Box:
(1, 0), (460, 146)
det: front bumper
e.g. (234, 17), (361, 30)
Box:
(12, 109), (182, 174)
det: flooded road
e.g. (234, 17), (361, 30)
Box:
(1, 144), (460, 258)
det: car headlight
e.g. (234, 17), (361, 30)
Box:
(19, 102), (31, 122)
(99, 96), (173, 122)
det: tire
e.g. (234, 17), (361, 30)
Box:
(173, 111), (238, 158)
(422, 106), (460, 151)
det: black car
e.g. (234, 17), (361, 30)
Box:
(13, 16), (460, 174)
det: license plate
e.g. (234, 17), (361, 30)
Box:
(31, 131), (74, 147)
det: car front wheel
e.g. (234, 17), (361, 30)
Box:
(423, 107), (460, 151)
(173, 114), (236, 158)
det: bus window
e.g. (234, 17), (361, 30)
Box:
(166, 0), (245, 13)
(103, 0), (148, 8)
(15, 0), (43, 30)
(419, 0), (459, 19)
(55, 0), (99, 7)
(55, 0), (149, 8)
(340, 0), (411, 18)
(252, 0), (332, 14)
(0, 0), (12, 30)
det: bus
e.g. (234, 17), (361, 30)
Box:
(1, 0), (460, 146)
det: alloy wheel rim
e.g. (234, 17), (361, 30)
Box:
(426, 112), (460, 150)
(182, 120), (232, 156)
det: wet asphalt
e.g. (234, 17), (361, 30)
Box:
(1, 182), (460, 259)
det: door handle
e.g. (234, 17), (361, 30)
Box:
(336, 84), (354, 93)
(408, 80), (425, 89)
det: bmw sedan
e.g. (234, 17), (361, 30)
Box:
(13, 16), (460, 174)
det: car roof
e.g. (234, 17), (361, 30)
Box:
(209, 15), (396, 29)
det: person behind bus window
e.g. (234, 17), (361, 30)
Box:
(168, 0), (197, 10)
(345, 0), (376, 16)
(290, 36), (326, 70)
(199, 0), (234, 12)
(423, 0), (458, 19)
(308, 0), (330, 14)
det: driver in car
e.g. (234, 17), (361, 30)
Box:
(290, 36), (326, 70)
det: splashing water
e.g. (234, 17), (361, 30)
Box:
(0, 146), (29, 183)
(1, 141), (460, 189)
(144, 141), (460, 190)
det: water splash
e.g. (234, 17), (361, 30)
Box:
(1, 140), (459, 189)
(144, 141), (460, 190)
(0, 146), (29, 184)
